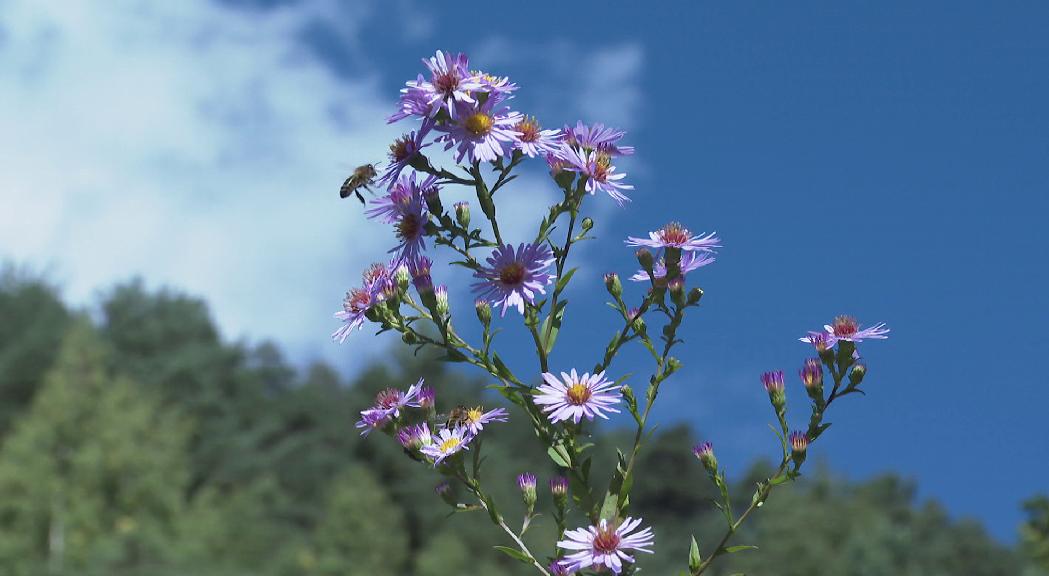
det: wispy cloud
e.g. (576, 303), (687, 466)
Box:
(0, 0), (403, 369)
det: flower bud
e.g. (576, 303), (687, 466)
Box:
(849, 361), (867, 386)
(687, 287), (703, 306)
(669, 277), (686, 307)
(627, 308), (645, 332)
(397, 423), (432, 451)
(517, 473), (537, 512)
(434, 285), (449, 316)
(454, 201), (471, 229)
(549, 476), (569, 509)
(423, 184), (442, 214)
(800, 358), (824, 400)
(435, 481), (456, 506)
(581, 217), (594, 233)
(790, 431), (809, 467)
(395, 264), (410, 291)
(693, 441), (717, 474)
(548, 559), (573, 576)
(401, 331), (417, 345)
(474, 298), (492, 326)
(635, 248), (654, 273)
(761, 370), (786, 409)
(604, 272), (622, 298)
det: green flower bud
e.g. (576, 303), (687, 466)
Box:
(454, 201), (471, 229)
(790, 431), (809, 467)
(517, 473), (537, 513)
(849, 362), (867, 386)
(581, 217), (594, 232)
(669, 277), (686, 307)
(474, 299), (491, 326)
(604, 272), (622, 298)
(693, 442), (718, 474)
(434, 285), (449, 317)
(636, 248), (655, 273)
(687, 287), (703, 306)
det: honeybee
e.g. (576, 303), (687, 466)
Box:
(340, 163), (378, 203)
(440, 405), (472, 430)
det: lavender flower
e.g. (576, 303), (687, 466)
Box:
(397, 422), (433, 450)
(513, 116), (562, 158)
(548, 559), (574, 576)
(367, 173), (432, 262)
(388, 80), (436, 124)
(549, 476), (569, 497)
(353, 409), (390, 437)
(563, 121), (634, 156)
(420, 426), (471, 466)
(472, 243), (555, 316)
(629, 251), (716, 282)
(417, 385), (436, 409)
(461, 406), (509, 436)
(378, 129), (430, 186)
(761, 370), (785, 394)
(800, 315), (890, 348)
(626, 222), (721, 252)
(332, 262), (395, 342)
(534, 369), (622, 424)
(363, 378), (425, 424)
(474, 70), (518, 95)
(800, 358), (823, 390)
(558, 517), (655, 575)
(560, 145), (633, 205)
(419, 50), (483, 118)
(439, 96), (522, 163)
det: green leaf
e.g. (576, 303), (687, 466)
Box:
(555, 267), (578, 293)
(599, 490), (619, 522)
(724, 545), (758, 554)
(493, 546), (532, 564)
(689, 535), (702, 572)
(547, 445), (571, 468)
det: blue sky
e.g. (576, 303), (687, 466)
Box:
(3, 0), (1047, 542)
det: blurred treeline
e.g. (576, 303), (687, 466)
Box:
(0, 268), (1045, 576)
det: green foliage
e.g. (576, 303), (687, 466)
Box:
(1023, 496), (1049, 572)
(0, 322), (188, 575)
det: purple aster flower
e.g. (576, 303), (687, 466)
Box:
(419, 50), (483, 118)
(473, 70), (518, 95)
(790, 430), (809, 454)
(368, 378), (425, 420)
(378, 129), (431, 186)
(397, 422), (433, 450)
(417, 385), (436, 409)
(332, 262), (395, 342)
(388, 79), (436, 124)
(472, 243), (555, 316)
(354, 409), (391, 436)
(626, 222), (721, 252)
(560, 145), (633, 205)
(629, 251), (716, 282)
(563, 121), (634, 156)
(367, 173), (433, 262)
(534, 369), (622, 424)
(558, 517), (655, 575)
(462, 406), (509, 436)
(512, 116), (562, 158)
(799, 315), (890, 348)
(800, 358), (823, 390)
(420, 426), (471, 466)
(439, 97), (523, 163)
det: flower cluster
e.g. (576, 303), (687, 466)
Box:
(329, 48), (890, 576)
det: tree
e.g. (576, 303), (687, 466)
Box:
(0, 266), (70, 436)
(1023, 495), (1049, 573)
(0, 322), (189, 575)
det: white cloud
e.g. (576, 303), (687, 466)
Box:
(0, 0), (401, 370)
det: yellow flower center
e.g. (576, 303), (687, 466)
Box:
(464, 112), (494, 136)
(566, 383), (592, 406)
(440, 437), (460, 452)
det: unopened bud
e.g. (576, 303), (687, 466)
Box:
(800, 358), (824, 400)
(397, 423), (432, 452)
(790, 431), (809, 467)
(423, 184), (442, 214)
(627, 308), (645, 332)
(849, 362), (867, 386)
(581, 217), (594, 232)
(669, 277), (686, 307)
(604, 272), (622, 298)
(693, 441), (718, 473)
(454, 201), (471, 228)
(395, 264), (410, 291)
(434, 285), (449, 316)
(549, 476), (569, 508)
(761, 370), (786, 409)
(517, 473), (537, 512)
(474, 299), (492, 326)
(635, 248), (654, 273)
(687, 287), (703, 306)
(401, 331), (417, 345)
